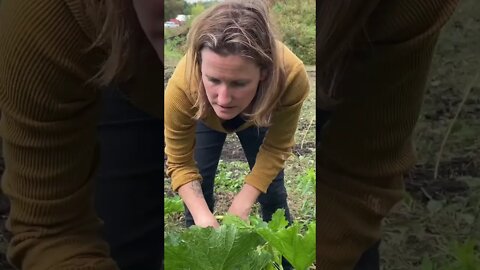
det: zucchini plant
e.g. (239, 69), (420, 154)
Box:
(165, 209), (316, 270)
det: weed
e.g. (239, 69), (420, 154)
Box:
(296, 167), (315, 195)
(214, 160), (249, 194)
(165, 196), (185, 216)
(421, 240), (480, 270)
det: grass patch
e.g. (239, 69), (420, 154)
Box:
(214, 160), (249, 194)
(271, 0), (316, 65)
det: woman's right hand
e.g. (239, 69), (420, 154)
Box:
(178, 180), (220, 228)
(194, 212), (220, 228)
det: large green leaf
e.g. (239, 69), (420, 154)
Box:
(256, 211), (316, 270)
(267, 209), (290, 231)
(165, 224), (271, 270)
(221, 214), (252, 229)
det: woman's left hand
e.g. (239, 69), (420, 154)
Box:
(227, 183), (262, 220)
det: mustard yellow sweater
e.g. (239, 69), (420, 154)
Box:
(164, 43), (310, 193)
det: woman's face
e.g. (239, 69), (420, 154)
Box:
(200, 48), (264, 120)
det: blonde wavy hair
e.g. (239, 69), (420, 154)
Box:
(186, 0), (285, 127)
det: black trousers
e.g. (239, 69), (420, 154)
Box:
(354, 241), (381, 270)
(318, 108), (381, 270)
(94, 88), (163, 270)
(184, 121), (292, 226)
(184, 120), (293, 269)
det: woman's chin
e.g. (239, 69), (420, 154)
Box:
(214, 109), (237, 120)
(216, 113), (235, 120)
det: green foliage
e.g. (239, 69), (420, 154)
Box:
(272, 0), (316, 65)
(183, 2), (194, 15)
(296, 167), (315, 195)
(292, 167), (316, 222)
(256, 210), (316, 270)
(450, 240), (480, 270)
(214, 161), (248, 193)
(165, 35), (186, 63)
(165, 209), (316, 270)
(164, 0), (316, 66)
(190, 4), (206, 17)
(421, 240), (480, 270)
(265, 210), (290, 231)
(165, 224), (272, 270)
(165, 196), (185, 216)
(165, 0), (184, 21)
(186, 2), (218, 26)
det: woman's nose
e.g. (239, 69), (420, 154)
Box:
(217, 85), (232, 105)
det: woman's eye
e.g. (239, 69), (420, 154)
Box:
(208, 78), (220, 84)
(232, 82), (246, 87)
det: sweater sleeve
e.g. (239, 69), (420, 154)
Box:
(164, 56), (201, 191)
(316, 0), (460, 269)
(245, 62), (310, 193)
(0, 0), (117, 269)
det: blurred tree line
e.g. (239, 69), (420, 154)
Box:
(165, 0), (217, 21)
(165, 0), (315, 65)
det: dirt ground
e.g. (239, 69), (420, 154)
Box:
(1, 0), (479, 269)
